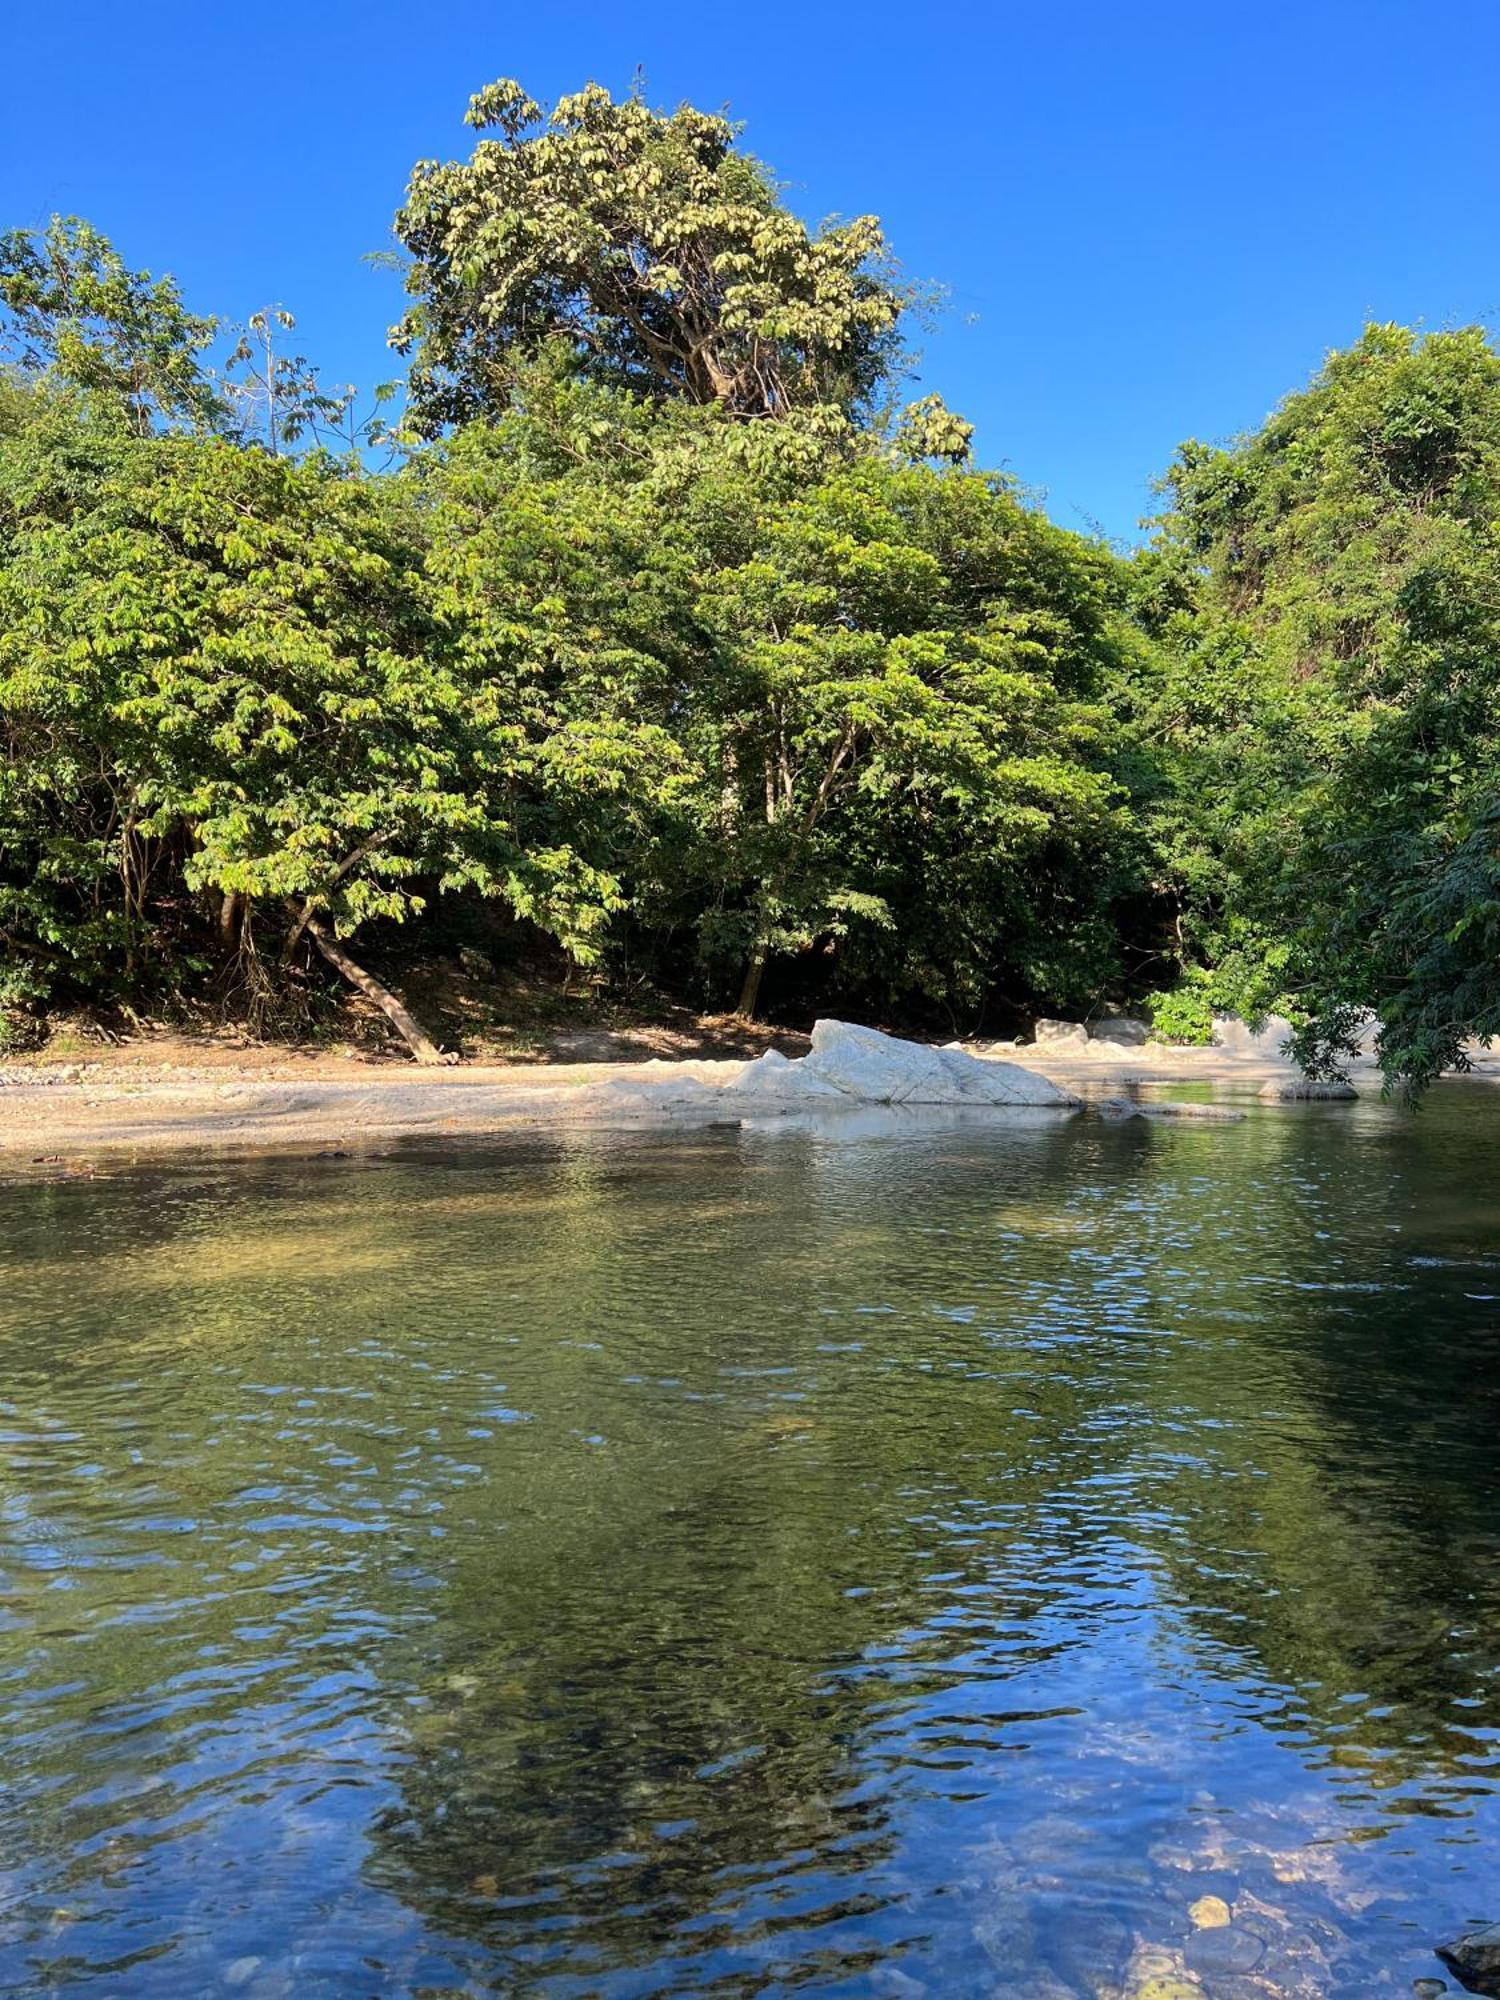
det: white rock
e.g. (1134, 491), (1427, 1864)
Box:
(1212, 1013), (1296, 1060)
(1090, 1016), (1151, 1046)
(800, 1020), (1076, 1108)
(937, 1046), (1077, 1105)
(1034, 1018), (1090, 1048)
(732, 1048), (847, 1100)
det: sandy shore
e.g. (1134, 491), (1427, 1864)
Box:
(3, 1026), (1474, 1164)
(0, 1058), (747, 1159)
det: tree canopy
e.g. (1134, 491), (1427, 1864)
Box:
(1147, 324), (1500, 1091)
(0, 216), (223, 435)
(391, 79), (924, 439)
(424, 387), (1141, 1020)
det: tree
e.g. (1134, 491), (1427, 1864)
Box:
(223, 305), (332, 453)
(391, 79), (915, 437)
(225, 305), (403, 460)
(688, 460), (1139, 1018)
(0, 216), (223, 435)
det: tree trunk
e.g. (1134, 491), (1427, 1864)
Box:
(736, 943), (768, 1021)
(305, 917), (455, 1066)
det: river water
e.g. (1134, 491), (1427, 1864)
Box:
(1, 1091), (1498, 1996)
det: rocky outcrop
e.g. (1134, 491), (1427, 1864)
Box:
(736, 1020), (1077, 1109)
(1438, 1922), (1500, 1994)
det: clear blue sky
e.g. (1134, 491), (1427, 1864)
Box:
(4, 1), (1497, 540)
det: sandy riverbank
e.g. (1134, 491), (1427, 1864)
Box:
(3, 1022), (1478, 1164)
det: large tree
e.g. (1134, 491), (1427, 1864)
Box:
(391, 79), (919, 438)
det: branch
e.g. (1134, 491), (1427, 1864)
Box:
(280, 844), (377, 964)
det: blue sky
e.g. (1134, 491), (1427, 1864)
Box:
(4, 1), (1497, 540)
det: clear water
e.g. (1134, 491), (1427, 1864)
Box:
(1, 1092), (1498, 1998)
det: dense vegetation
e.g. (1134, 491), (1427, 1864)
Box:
(4, 81), (1499, 1091)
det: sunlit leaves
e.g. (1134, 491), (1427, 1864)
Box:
(391, 78), (914, 439)
(1148, 323), (1500, 1091)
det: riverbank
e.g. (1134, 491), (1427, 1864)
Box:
(3, 1018), (1477, 1162)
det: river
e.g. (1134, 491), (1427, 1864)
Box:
(1, 1091), (1497, 1995)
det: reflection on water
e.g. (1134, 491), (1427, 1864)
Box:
(1, 1093), (1498, 1996)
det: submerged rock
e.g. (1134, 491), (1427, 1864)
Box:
(1136, 1101), (1246, 1125)
(1259, 1078), (1359, 1101)
(1189, 1894), (1231, 1929)
(1119, 1942), (1200, 2000)
(1089, 1096), (1245, 1126)
(1438, 1923), (1500, 1995)
(1183, 1923), (1265, 1973)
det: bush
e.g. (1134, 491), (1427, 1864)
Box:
(1146, 977), (1216, 1045)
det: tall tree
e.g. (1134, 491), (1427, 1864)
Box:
(391, 79), (915, 437)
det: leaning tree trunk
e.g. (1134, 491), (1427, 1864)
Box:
(304, 917), (454, 1066)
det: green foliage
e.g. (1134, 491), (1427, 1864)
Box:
(1150, 323), (1500, 1093)
(423, 380), (1143, 1018)
(0, 329), (1145, 1036)
(0, 216), (223, 435)
(1145, 975), (1215, 1046)
(0, 382), (622, 1020)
